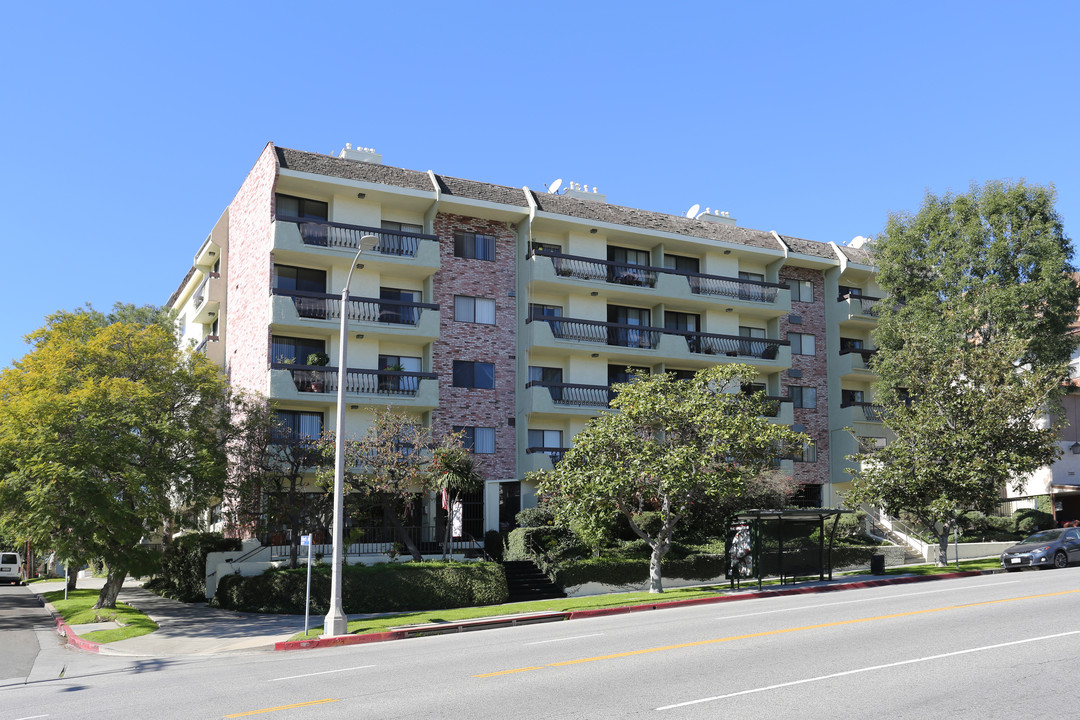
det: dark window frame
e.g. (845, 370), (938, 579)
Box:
(453, 360), (495, 389)
(454, 231), (496, 261)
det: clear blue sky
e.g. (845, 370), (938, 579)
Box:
(2, 2), (1077, 367)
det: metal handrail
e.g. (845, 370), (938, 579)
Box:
(272, 288), (438, 325)
(271, 363), (437, 396)
(524, 380), (613, 407)
(526, 316), (664, 349)
(278, 215), (438, 257)
(529, 248), (787, 302)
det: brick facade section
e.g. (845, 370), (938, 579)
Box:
(779, 267), (830, 488)
(430, 213), (517, 481)
(223, 144), (277, 395)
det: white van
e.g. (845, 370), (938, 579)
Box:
(0, 552), (25, 585)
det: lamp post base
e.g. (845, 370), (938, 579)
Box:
(323, 608), (349, 638)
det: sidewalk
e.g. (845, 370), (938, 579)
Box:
(32, 578), (306, 656)
(33, 568), (1004, 657)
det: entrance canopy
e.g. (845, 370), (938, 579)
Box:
(727, 509), (853, 589)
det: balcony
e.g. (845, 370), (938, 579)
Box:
(522, 447), (570, 473)
(679, 331), (790, 367)
(269, 363), (439, 409)
(270, 289), (440, 340)
(192, 272), (220, 323)
(837, 293), (884, 325)
(523, 380), (612, 417)
(762, 396), (795, 425)
(273, 218), (440, 276)
(528, 249), (790, 315)
(840, 400), (886, 424)
(837, 348), (877, 376)
(527, 316), (663, 349)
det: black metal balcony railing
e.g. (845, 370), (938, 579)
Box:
(193, 335), (219, 356)
(841, 401), (885, 422)
(525, 380), (614, 407)
(272, 363), (436, 396)
(838, 293), (883, 316)
(272, 289), (438, 325)
(526, 446), (570, 464)
(677, 331), (788, 359)
(529, 248), (787, 303)
(279, 216), (439, 258)
(528, 316), (663, 349)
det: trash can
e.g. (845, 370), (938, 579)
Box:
(870, 554), (885, 575)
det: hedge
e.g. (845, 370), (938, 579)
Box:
(214, 561), (508, 614)
(144, 533), (242, 603)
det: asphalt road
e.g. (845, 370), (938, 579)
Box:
(2, 569), (1078, 719)
(0, 584), (65, 686)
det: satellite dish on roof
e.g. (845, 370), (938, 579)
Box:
(686, 203), (701, 219)
(548, 178), (563, 194)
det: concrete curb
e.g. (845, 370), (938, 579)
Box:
(54, 616), (101, 654)
(274, 570), (996, 651)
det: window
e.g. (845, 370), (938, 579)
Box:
(789, 332), (816, 356)
(381, 220), (423, 234)
(739, 271), (765, 283)
(528, 366), (563, 384)
(454, 426), (495, 454)
(273, 265), (326, 293)
(273, 410), (323, 441)
(840, 337), (864, 352)
(530, 241), (561, 255)
(528, 429), (563, 449)
(529, 303), (563, 319)
(839, 285), (863, 298)
(276, 194), (328, 221)
(668, 369), (697, 381)
(665, 311), (700, 333)
(608, 365), (649, 385)
(859, 437), (887, 453)
(455, 296), (496, 324)
(454, 232), (496, 261)
(842, 389), (865, 405)
(380, 288), (421, 324)
(789, 385), (817, 409)
(453, 361), (495, 389)
(379, 355), (421, 393)
(271, 336), (326, 365)
(608, 305), (652, 348)
(789, 280), (813, 303)
(663, 254), (700, 273)
(792, 441), (817, 462)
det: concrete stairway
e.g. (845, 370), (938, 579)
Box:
(502, 560), (566, 603)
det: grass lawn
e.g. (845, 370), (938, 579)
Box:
(287, 556), (1003, 641)
(44, 589), (158, 643)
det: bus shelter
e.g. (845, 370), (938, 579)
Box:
(726, 509), (852, 589)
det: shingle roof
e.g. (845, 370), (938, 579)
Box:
(271, 145), (854, 259)
(837, 244), (874, 265)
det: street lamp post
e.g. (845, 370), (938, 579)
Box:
(324, 233), (379, 637)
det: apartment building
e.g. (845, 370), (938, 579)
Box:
(168, 142), (889, 541)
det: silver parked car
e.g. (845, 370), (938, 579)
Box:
(1000, 528), (1080, 571)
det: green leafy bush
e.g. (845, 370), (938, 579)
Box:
(553, 554), (729, 588)
(1014, 508), (1054, 536)
(515, 504), (557, 528)
(214, 561), (508, 614)
(484, 530), (504, 562)
(504, 526), (584, 567)
(145, 533), (241, 602)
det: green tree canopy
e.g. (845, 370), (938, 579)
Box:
(535, 365), (807, 593)
(850, 181), (1077, 564)
(0, 306), (232, 608)
(847, 332), (1061, 563)
(872, 180), (1078, 372)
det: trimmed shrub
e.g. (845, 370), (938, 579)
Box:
(553, 554), (729, 588)
(515, 505), (557, 528)
(504, 526), (584, 566)
(146, 533), (241, 602)
(214, 561), (508, 614)
(1015, 508), (1054, 536)
(484, 530), (504, 562)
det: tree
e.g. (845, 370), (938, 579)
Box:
(0, 305), (233, 608)
(872, 180), (1078, 371)
(224, 399), (330, 569)
(329, 410), (469, 562)
(431, 441), (482, 559)
(848, 181), (1078, 565)
(846, 332), (1062, 564)
(535, 365), (808, 593)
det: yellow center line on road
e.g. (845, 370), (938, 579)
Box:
(472, 588), (1080, 678)
(224, 699), (339, 717)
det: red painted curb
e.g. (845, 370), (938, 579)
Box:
(56, 617), (101, 654)
(274, 571), (992, 651)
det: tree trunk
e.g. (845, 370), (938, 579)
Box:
(934, 525), (951, 567)
(66, 568), (78, 591)
(93, 568), (127, 609)
(384, 500), (423, 562)
(648, 541), (667, 593)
